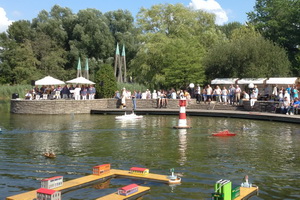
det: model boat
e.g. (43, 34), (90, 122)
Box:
(168, 168), (181, 184)
(44, 152), (56, 158)
(212, 130), (236, 137)
(115, 112), (143, 120)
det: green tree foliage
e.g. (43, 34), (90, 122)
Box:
(130, 4), (219, 89)
(95, 64), (117, 98)
(217, 22), (243, 39)
(248, 0), (300, 75)
(0, 5), (136, 85)
(205, 26), (291, 80)
(105, 10), (139, 69)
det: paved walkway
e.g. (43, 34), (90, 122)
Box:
(91, 108), (300, 124)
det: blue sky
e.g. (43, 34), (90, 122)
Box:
(0, 0), (256, 32)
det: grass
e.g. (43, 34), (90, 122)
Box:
(0, 84), (32, 100)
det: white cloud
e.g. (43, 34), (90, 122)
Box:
(0, 7), (14, 33)
(188, 0), (228, 25)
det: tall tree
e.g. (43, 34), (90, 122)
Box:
(105, 9), (138, 79)
(130, 3), (219, 89)
(95, 64), (117, 98)
(248, 0), (300, 75)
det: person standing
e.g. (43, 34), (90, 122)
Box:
(121, 88), (127, 108)
(272, 84), (278, 99)
(221, 86), (228, 105)
(74, 85), (81, 100)
(195, 84), (201, 104)
(61, 85), (70, 99)
(229, 84), (235, 105)
(214, 85), (222, 103)
(81, 86), (88, 100)
(152, 90), (157, 99)
(206, 85), (212, 102)
(250, 91), (257, 108)
(235, 85), (242, 105)
(132, 90), (137, 110)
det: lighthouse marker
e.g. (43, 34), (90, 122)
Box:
(173, 97), (191, 129)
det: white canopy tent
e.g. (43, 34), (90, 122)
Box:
(237, 78), (267, 85)
(266, 77), (298, 85)
(211, 78), (238, 85)
(35, 76), (65, 86)
(66, 76), (95, 85)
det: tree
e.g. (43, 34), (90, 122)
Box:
(105, 9), (139, 80)
(217, 22), (243, 39)
(7, 20), (34, 43)
(95, 64), (117, 98)
(130, 4), (220, 89)
(72, 9), (114, 59)
(1, 39), (40, 84)
(248, 0), (300, 75)
(32, 33), (68, 80)
(205, 26), (291, 80)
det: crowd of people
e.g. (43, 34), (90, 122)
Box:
(113, 84), (299, 114)
(114, 87), (192, 109)
(25, 85), (96, 100)
(23, 83), (299, 115)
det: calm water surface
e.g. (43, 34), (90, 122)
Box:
(0, 105), (299, 200)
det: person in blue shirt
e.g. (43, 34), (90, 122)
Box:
(287, 98), (300, 115)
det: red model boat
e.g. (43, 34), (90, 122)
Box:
(212, 130), (236, 137)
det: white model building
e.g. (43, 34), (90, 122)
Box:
(41, 176), (63, 189)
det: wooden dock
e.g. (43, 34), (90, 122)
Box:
(95, 186), (150, 200)
(6, 169), (169, 200)
(111, 169), (169, 183)
(234, 186), (259, 200)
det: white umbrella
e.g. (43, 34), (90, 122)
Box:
(66, 76), (95, 85)
(35, 76), (65, 85)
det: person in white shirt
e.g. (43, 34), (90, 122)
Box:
(250, 91), (257, 108)
(74, 85), (81, 100)
(213, 85), (222, 102)
(206, 85), (212, 102)
(284, 90), (290, 103)
(235, 85), (242, 105)
(25, 90), (33, 100)
(152, 90), (157, 99)
(221, 86), (228, 104)
(195, 84), (201, 103)
(272, 84), (278, 99)
(171, 90), (177, 99)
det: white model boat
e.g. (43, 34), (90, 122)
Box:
(168, 168), (181, 184)
(115, 112), (143, 120)
(168, 175), (181, 184)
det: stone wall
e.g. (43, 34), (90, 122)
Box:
(10, 99), (108, 114)
(11, 98), (248, 114)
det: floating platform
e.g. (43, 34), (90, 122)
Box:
(234, 186), (259, 200)
(6, 169), (169, 200)
(95, 186), (150, 200)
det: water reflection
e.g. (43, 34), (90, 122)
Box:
(178, 129), (187, 166)
(0, 108), (299, 199)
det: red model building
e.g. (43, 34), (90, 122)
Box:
(37, 188), (61, 200)
(118, 184), (139, 196)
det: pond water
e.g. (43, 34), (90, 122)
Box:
(0, 104), (299, 200)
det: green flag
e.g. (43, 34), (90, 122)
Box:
(77, 57), (82, 70)
(85, 58), (89, 71)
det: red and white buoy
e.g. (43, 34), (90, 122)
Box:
(173, 98), (191, 129)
